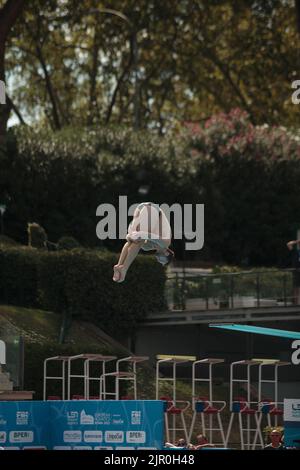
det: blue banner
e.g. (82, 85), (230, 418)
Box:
(0, 401), (50, 449)
(0, 400), (164, 450)
(284, 399), (300, 449)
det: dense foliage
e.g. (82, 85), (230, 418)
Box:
(185, 109), (300, 265)
(5, 0), (299, 131)
(2, 109), (300, 264)
(0, 245), (166, 336)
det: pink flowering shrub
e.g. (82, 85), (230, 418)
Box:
(184, 108), (300, 162)
(183, 109), (300, 265)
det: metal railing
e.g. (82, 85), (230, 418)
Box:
(165, 268), (300, 312)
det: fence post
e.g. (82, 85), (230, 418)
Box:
(181, 270), (186, 310)
(230, 275), (234, 308)
(205, 277), (209, 310)
(283, 272), (287, 307)
(256, 273), (260, 308)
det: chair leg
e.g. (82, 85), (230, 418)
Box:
(217, 413), (226, 447)
(225, 413), (234, 448)
(188, 411), (196, 443)
(181, 413), (189, 443)
(99, 376), (103, 400)
(115, 376), (119, 400)
(252, 413), (261, 450)
(164, 413), (170, 443)
(201, 413), (206, 435)
(255, 414), (264, 449)
(239, 413), (244, 450)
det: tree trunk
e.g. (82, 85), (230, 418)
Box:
(87, 29), (100, 126)
(36, 44), (61, 130)
(0, 0), (25, 143)
(0, 42), (9, 142)
(296, 0), (300, 35)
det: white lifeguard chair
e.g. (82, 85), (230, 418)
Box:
(43, 355), (71, 400)
(189, 358), (226, 446)
(156, 355), (194, 444)
(252, 359), (290, 449)
(67, 354), (117, 400)
(100, 356), (149, 400)
(226, 359), (264, 450)
(83, 354), (117, 399)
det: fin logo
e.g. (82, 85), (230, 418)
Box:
(80, 410), (94, 425)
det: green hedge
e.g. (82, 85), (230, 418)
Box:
(0, 246), (166, 336)
(0, 246), (40, 307)
(4, 112), (300, 265)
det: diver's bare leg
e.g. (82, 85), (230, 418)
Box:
(113, 241), (143, 282)
(116, 242), (130, 266)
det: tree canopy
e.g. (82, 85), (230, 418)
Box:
(2, 0), (299, 133)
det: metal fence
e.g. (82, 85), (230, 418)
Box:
(166, 269), (300, 312)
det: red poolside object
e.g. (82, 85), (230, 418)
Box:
(196, 396), (219, 413)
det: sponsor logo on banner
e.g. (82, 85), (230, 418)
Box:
(63, 430), (82, 443)
(284, 399), (300, 421)
(95, 413), (111, 425)
(126, 431), (146, 444)
(67, 411), (79, 425)
(80, 410), (94, 425)
(73, 446), (93, 450)
(16, 411), (29, 425)
(53, 446), (72, 450)
(104, 431), (124, 443)
(94, 446), (113, 450)
(83, 430), (103, 443)
(9, 431), (34, 443)
(0, 431), (6, 443)
(23, 446), (47, 450)
(116, 446), (135, 450)
(112, 419), (124, 424)
(131, 411), (141, 425)
(112, 414), (124, 425)
(137, 447), (158, 450)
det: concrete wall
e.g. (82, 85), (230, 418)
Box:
(134, 320), (300, 383)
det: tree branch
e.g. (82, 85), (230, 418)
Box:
(105, 38), (134, 124)
(87, 27), (100, 125)
(35, 44), (61, 130)
(6, 94), (26, 124)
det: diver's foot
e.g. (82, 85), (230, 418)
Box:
(113, 265), (125, 283)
